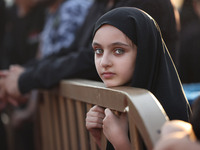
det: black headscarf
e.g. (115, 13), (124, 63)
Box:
(93, 7), (191, 122)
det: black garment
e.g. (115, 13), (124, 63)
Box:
(0, 0), (6, 45)
(177, 20), (200, 83)
(0, 1), (8, 150)
(180, 0), (199, 29)
(176, 0), (200, 83)
(18, 0), (121, 93)
(116, 0), (178, 64)
(93, 7), (191, 150)
(0, 0), (6, 70)
(0, 4), (45, 69)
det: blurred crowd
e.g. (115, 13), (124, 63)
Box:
(0, 0), (200, 150)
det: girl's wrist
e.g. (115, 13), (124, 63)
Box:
(112, 135), (131, 150)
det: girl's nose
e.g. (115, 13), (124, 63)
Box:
(100, 54), (112, 68)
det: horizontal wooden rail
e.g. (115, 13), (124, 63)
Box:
(36, 79), (168, 150)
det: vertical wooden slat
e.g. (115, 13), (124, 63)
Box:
(76, 101), (89, 150)
(43, 92), (55, 150)
(38, 98), (48, 150)
(34, 102), (41, 150)
(129, 124), (140, 150)
(101, 133), (107, 150)
(39, 94), (50, 150)
(66, 99), (78, 150)
(51, 94), (62, 150)
(32, 91), (41, 150)
(128, 109), (144, 150)
(59, 96), (70, 150)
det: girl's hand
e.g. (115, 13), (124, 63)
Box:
(103, 108), (131, 150)
(86, 105), (105, 147)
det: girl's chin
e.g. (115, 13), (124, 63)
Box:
(103, 80), (131, 88)
(103, 82), (121, 88)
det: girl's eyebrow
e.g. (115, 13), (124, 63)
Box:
(111, 42), (130, 47)
(92, 41), (131, 47)
(92, 42), (101, 47)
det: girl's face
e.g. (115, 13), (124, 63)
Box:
(92, 25), (137, 87)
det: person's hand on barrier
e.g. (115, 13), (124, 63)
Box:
(0, 69), (9, 102)
(0, 72), (18, 107)
(0, 77), (22, 107)
(0, 66), (28, 107)
(103, 108), (131, 150)
(0, 77), (8, 110)
(154, 120), (200, 150)
(86, 105), (105, 148)
(4, 65), (25, 99)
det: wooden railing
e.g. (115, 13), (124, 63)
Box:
(35, 79), (169, 150)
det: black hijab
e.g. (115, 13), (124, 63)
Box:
(93, 7), (191, 122)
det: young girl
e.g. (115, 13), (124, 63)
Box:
(86, 7), (191, 150)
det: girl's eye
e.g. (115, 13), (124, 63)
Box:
(94, 48), (103, 55)
(114, 48), (125, 55)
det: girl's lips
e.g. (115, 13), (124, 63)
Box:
(101, 72), (115, 79)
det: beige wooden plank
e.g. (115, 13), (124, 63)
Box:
(76, 101), (89, 150)
(127, 89), (168, 149)
(128, 119), (140, 150)
(38, 98), (48, 150)
(66, 99), (78, 150)
(60, 80), (126, 112)
(58, 96), (70, 150)
(101, 133), (107, 150)
(39, 93), (51, 150)
(51, 94), (62, 150)
(43, 92), (55, 150)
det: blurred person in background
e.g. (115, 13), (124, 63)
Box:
(0, 0), (93, 150)
(177, 0), (200, 83)
(0, 0), (46, 69)
(0, 1), (46, 150)
(0, 1), (8, 150)
(0, 0), (6, 45)
(37, 0), (93, 58)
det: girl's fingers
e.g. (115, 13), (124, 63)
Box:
(86, 115), (103, 129)
(87, 105), (105, 119)
(86, 121), (103, 129)
(91, 105), (105, 113)
(86, 115), (104, 124)
(104, 108), (112, 115)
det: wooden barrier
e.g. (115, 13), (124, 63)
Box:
(35, 79), (168, 150)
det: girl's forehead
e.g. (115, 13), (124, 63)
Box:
(94, 25), (127, 39)
(93, 25), (134, 46)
